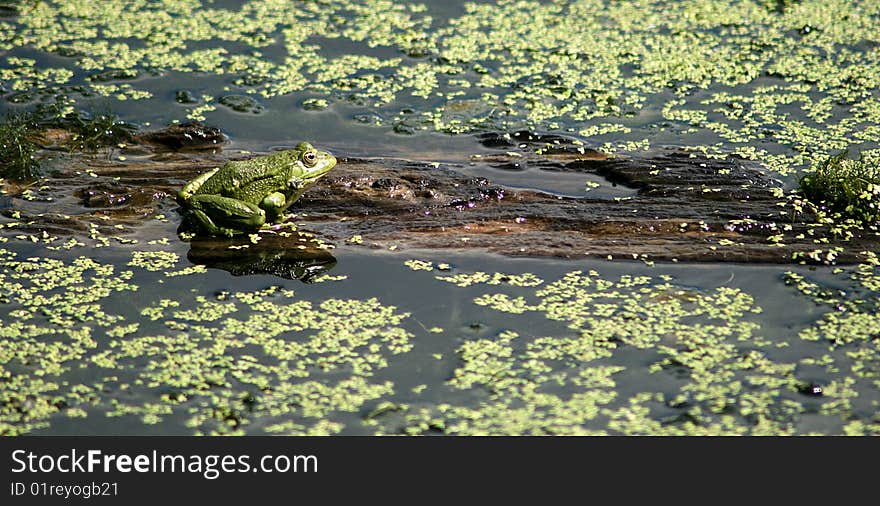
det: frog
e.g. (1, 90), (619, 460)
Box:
(177, 142), (336, 237)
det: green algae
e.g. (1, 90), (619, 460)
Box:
(1, 0), (878, 177)
(0, 104), (135, 179)
(2, 0), (880, 436)
(3, 234), (880, 435)
(363, 263), (880, 435)
(60, 109), (137, 151)
(0, 244), (417, 435)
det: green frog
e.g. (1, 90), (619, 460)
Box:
(177, 142), (336, 237)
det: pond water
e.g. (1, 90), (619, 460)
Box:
(1, 0), (879, 435)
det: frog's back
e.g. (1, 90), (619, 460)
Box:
(194, 151), (296, 198)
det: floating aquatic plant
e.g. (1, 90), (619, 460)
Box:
(54, 108), (137, 152)
(799, 151), (880, 225)
(1, 0), (878, 175)
(0, 105), (136, 179)
(0, 111), (40, 180)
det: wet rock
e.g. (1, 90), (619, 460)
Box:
(88, 69), (138, 82)
(303, 161), (723, 260)
(476, 130), (610, 168)
(218, 94), (264, 114)
(135, 121), (227, 151)
(38, 127), (77, 148)
(293, 145), (875, 262)
(354, 112), (383, 125)
(477, 130), (583, 151)
(475, 132), (516, 148)
(393, 121), (417, 135)
(77, 182), (162, 209)
(569, 150), (775, 199)
(4, 125), (880, 264)
(175, 90), (198, 104)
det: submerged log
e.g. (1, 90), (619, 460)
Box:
(299, 155), (848, 263)
(2, 123), (877, 264)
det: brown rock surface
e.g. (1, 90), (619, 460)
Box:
(3, 124), (877, 264)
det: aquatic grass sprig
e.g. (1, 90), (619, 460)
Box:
(31, 103), (136, 151)
(61, 110), (137, 151)
(0, 111), (41, 180)
(0, 104), (139, 180)
(798, 152), (880, 225)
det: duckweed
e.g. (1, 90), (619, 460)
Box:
(371, 264), (880, 435)
(3, 234), (880, 435)
(435, 270), (543, 287)
(1, 0), (878, 176)
(128, 250), (179, 271)
(3, 0), (880, 436)
(0, 245), (415, 435)
(403, 259), (434, 271)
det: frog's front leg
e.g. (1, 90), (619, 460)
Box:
(184, 194), (266, 237)
(261, 192), (287, 222)
(177, 167), (220, 206)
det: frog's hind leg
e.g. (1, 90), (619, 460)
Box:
(185, 194), (266, 237)
(177, 167), (220, 205)
(184, 209), (239, 238)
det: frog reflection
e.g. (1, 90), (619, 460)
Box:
(185, 232), (337, 282)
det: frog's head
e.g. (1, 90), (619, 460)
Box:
(293, 141), (336, 183)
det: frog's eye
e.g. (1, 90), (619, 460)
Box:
(303, 150), (318, 167)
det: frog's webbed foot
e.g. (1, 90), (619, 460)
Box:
(177, 167), (220, 205)
(183, 194), (266, 237)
